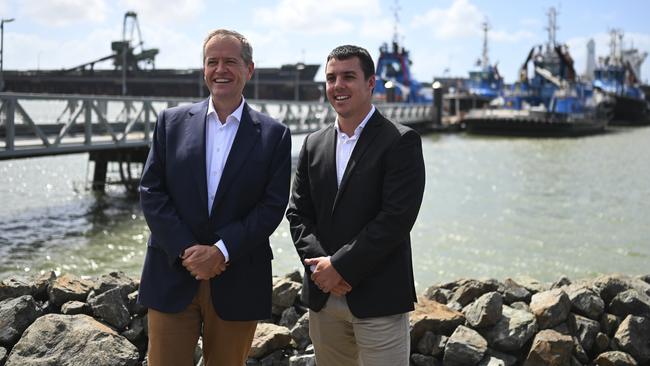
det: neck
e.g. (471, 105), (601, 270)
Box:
(338, 104), (372, 136)
(212, 95), (241, 123)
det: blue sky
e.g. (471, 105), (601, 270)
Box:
(2, 0), (649, 83)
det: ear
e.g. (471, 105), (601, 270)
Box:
(368, 74), (376, 91)
(246, 62), (255, 81)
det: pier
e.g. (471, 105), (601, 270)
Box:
(0, 92), (433, 191)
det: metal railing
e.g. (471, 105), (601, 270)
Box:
(0, 92), (432, 160)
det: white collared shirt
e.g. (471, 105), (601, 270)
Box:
(205, 96), (245, 261)
(334, 105), (375, 187)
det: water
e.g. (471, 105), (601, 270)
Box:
(2, 127), (649, 290)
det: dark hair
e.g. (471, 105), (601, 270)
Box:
(203, 29), (253, 65)
(326, 45), (375, 80)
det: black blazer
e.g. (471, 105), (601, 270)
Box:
(138, 99), (291, 321)
(286, 109), (425, 318)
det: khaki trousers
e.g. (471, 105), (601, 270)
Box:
(147, 280), (257, 366)
(309, 295), (410, 366)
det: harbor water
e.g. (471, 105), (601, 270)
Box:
(1, 127), (649, 290)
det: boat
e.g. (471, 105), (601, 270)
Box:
(592, 29), (649, 125)
(464, 7), (607, 137)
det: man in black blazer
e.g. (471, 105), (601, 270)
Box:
(138, 29), (291, 366)
(286, 45), (425, 365)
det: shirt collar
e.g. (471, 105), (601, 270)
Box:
(335, 105), (376, 138)
(207, 96), (246, 125)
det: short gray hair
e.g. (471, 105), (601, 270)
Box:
(202, 29), (253, 66)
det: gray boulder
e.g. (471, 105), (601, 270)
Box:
(481, 305), (538, 352)
(60, 301), (91, 315)
(416, 331), (446, 356)
(411, 353), (440, 366)
(5, 314), (139, 366)
(0, 276), (36, 302)
(290, 313), (311, 349)
(424, 286), (451, 304)
(278, 307), (300, 329)
(0, 295), (42, 347)
(609, 289), (650, 318)
(289, 354), (315, 366)
(450, 279), (498, 307)
(93, 272), (138, 299)
(613, 315), (650, 364)
(601, 313), (622, 337)
(443, 325), (488, 366)
(463, 292), (503, 328)
(502, 279), (532, 304)
(566, 286), (605, 320)
(410, 298), (465, 341)
(529, 289), (571, 329)
(271, 278), (301, 315)
(47, 274), (93, 307)
(594, 351), (638, 366)
(523, 329), (573, 366)
(0, 346), (6, 364)
(87, 287), (131, 330)
(568, 313), (600, 353)
(249, 323), (292, 359)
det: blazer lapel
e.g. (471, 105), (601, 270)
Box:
(185, 100), (209, 215)
(331, 111), (383, 213)
(210, 103), (260, 215)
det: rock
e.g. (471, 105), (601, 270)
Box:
(279, 307), (300, 329)
(446, 301), (463, 312)
(550, 275), (572, 289)
(249, 323), (292, 359)
(127, 290), (146, 316)
(290, 313), (310, 349)
(479, 356), (506, 366)
(502, 279), (532, 304)
(566, 286), (605, 320)
(463, 292), (503, 328)
(529, 289), (571, 329)
(591, 274), (645, 304)
(289, 354), (315, 366)
(272, 278), (301, 315)
(523, 329), (573, 366)
(4, 314), (139, 366)
(513, 276), (547, 294)
(93, 271), (138, 298)
(568, 313), (600, 353)
(32, 271), (56, 301)
(424, 286), (451, 304)
(594, 332), (610, 354)
(0, 295), (42, 347)
(613, 315), (650, 364)
(443, 325), (488, 366)
(61, 300), (91, 315)
(509, 301), (530, 312)
(259, 349), (289, 366)
(47, 273), (93, 307)
(640, 275), (650, 285)
(485, 349), (518, 366)
(0, 346), (6, 364)
(0, 276), (36, 302)
(609, 289), (650, 318)
(450, 279), (499, 307)
(416, 331), (446, 356)
(410, 353), (440, 366)
(121, 316), (146, 345)
(410, 298), (465, 342)
(594, 351), (639, 366)
(285, 270), (303, 284)
(601, 313), (622, 337)
(573, 337), (590, 364)
(481, 305), (538, 352)
(87, 287), (131, 330)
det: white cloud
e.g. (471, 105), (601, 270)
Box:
(118, 0), (205, 25)
(411, 0), (483, 39)
(253, 0), (381, 35)
(491, 29), (535, 43)
(20, 0), (108, 27)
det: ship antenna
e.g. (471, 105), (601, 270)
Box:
(391, 0), (401, 46)
(481, 18), (490, 68)
(546, 7), (559, 50)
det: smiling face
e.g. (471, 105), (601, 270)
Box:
(325, 56), (375, 124)
(203, 35), (254, 112)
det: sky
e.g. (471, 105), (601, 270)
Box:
(1, 0), (650, 84)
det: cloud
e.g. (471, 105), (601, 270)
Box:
(118, 0), (205, 25)
(20, 0), (108, 27)
(491, 29), (535, 43)
(411, 0), (484, 39)
(253, 0), (381, 35)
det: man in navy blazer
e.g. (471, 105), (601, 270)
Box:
(138, 29), (291, 366)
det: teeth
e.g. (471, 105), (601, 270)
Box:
(214, 79), (230, 83)
(335, 96), (350, 101)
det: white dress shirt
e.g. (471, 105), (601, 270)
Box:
(205, 96), (245, 262)
(335, 105), (375, 187)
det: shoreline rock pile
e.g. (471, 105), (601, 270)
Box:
(1, 271), (649, 366)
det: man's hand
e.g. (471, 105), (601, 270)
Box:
(182, 245), (227, 280)
(305, 257), (351, 294)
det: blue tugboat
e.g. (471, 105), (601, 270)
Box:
(464, 8), (607, 137)
(593, 29), (649, 125)
(465, 20), (504, 101)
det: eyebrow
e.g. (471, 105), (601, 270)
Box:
(326, 70), (358, 78)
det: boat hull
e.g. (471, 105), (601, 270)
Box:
(610, 94), (650, 125)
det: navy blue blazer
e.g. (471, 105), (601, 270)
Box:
(138, 99), (291, 321)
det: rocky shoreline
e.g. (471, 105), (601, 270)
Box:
(1, 271), (649, 366)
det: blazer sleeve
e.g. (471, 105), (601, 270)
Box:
(214, 125), (292, 263)
(330, 130), (425, 287)
(139, 109), (197, 266)
(286, 134), (329, 263)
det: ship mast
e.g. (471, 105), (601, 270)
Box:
(391, 0), (401, 46)
(481, 18), (490, 68)
(546, 7), (559, 51)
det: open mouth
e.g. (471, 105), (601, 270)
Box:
(335, 95), (351, 101)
